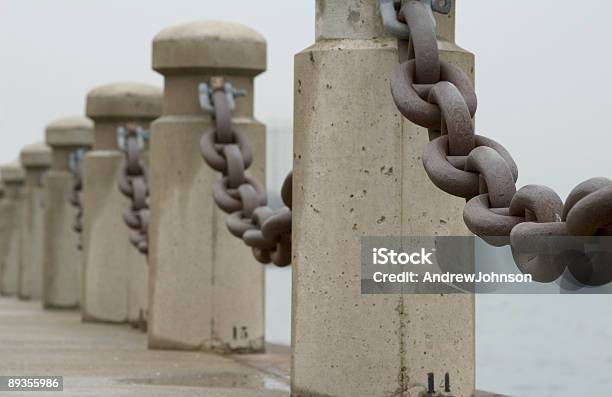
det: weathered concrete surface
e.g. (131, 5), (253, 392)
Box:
(19, 143), (52, 301)
(43, 116), (94, 309)
(148, 21), (265, 352)
(43, 171), (82, 307)
(292, 1), (475, 396)
(82, 82), (161, 324)
(0, 181), (10, 295)
(0, 297), (289, 397)
(0, 162), (26, 297)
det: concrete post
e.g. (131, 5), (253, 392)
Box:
(43, 116), (93, 309)
(292, 1), (475, 396)
(148, 21), (266, 352)
(82, 82), (162, 324)
(18, 143), (52, 300)
(0, 181), (7, 295)
(0, 162), (25, 296)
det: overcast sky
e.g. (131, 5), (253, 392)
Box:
(1, 0), (612, 198)
(3, 3), (612, 393)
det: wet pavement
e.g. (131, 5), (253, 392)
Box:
(0, 298), (289, 396)
(0, 298), (508, 397)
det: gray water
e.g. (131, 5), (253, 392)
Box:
(266, 267), (612, 397)
(477, 295), (612, 396)
(264, 267), (292, 345)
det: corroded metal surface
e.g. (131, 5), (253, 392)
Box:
(199, 78), (292, 267)
(68, 148), (85, 251)
(117, 124), (149, 255)
(384, 0), (612, 286)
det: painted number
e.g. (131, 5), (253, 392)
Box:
(233, 326), (249, 340)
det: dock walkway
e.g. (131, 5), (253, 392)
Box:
(0, 298), (289, 396)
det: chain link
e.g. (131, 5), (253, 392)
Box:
(198, 77), (292, 267)
(383, 0), (612, 285)
(117, 124), (150, 255)
(68, 148), (86, 251)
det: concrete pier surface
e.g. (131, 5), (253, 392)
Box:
(0, 297), (503, 397)
(0, 298), (289, 397)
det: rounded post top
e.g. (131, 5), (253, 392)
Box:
(20, 142), (52, 169)
(0, 161), (25, 183)
(86, 82), (163, 120)
(46, 116), (94, 148)
(152, 20), (267, 76)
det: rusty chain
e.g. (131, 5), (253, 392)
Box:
(198, 77), (292, 267)
(117, 124), (150, 255)
(382, 0), (612, 286)
(69, 148), (86, 251)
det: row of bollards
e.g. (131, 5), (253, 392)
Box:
(0, 1), (479, 396)
(0, 22), (267, 349)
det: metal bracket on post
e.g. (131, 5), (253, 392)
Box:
(116, 125), (149, 151)
(68, 148), (86, 175)
(418, 0), (452, 15)
(381, 0), (452, 39)
(198, 80), (247, 115)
